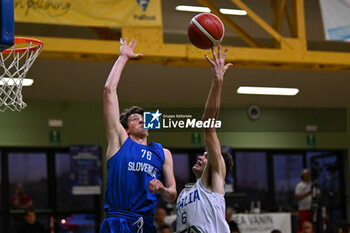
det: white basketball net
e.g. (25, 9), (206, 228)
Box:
(0, 40), (43, 111)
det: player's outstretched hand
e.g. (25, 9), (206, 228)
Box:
(148, 179), (165, 194)
(205, 44), (232, 80)
(119, 38), (143, 59)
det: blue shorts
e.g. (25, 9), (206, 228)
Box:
(99, 210), (156, 233)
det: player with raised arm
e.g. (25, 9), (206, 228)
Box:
(176, 45), (233, 233)
(100, 38), (177, 233)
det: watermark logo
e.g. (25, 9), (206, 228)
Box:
(143, 110), (162, 129)
(136, 0), (150, 11)
(143, 109), (222, 130)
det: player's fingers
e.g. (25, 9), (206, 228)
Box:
(224, 63), (233, 70)
(131, 42), (137, 50)
(120, 38), (124, 45)
(129, 39), (136, 47)
(222, 48), (228, 61)
(218, 44), (221, 59)
(212, 47), (217, 62)
(205, 55), (214, 66)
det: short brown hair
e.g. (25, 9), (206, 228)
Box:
(221, 148), (233, 179)
(120, 106), (144, 129)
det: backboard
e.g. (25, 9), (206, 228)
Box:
(0, 0), (14, 52)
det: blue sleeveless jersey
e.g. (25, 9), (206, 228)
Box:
(104, 138), (165, 217)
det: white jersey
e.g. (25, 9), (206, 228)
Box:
(176, 178), (230, 233)
(295, 181), (312, 210)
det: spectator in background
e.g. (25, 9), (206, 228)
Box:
(301, 221), (313, 233)
(10, 184), (33, 209)
(155, 207), (176, 232)
(271, 230), (281, 233)
(159, 225), (172, 233)
(155, 207), (167, 231)
(226, 207), (240, 233)
(295, 169), (312, 231)
(17, 207), (45, 233)
(338, 221), (350, 233)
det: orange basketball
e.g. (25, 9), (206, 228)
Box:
(187, 13), (225, 49)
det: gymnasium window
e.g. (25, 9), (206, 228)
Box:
(0, 147), (102, 233)
(273, 153), (303, 211)
(55, 152), (95, 212)
(234, 151), (269, 210)
(8, 152), (49, 209)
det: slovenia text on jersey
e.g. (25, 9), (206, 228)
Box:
(128, 161), (159, 178)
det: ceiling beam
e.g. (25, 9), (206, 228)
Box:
(25, 34), (350, 72)
(291, 0), (306, 40)
(231, 0), (283, 43)
(271, 0), (287, 35)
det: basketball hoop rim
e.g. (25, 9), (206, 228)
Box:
(1, 37), (43, 54)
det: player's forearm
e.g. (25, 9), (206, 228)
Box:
(104, 55), (129, 91)
(160, 186), (177, 202)
(202, 79), (223, 121)
(103, 55), (128, 131)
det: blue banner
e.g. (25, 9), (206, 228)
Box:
(70, 145), (102, 195)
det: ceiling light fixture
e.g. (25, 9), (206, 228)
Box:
(175, 5), (210, 13)
(0, 78), (34, 86)
(237, 86), (299, 96)
(175, 5), (247, 16)
(219, 8), (247, 16)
